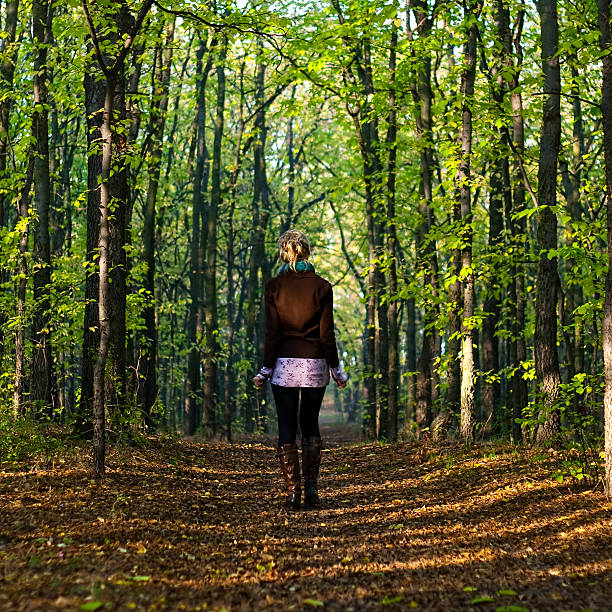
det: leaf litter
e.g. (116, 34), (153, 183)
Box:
(0, 424), (611, 611)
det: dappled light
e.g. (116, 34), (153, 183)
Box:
(1, 429), (611, 610)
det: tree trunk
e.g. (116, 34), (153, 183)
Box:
(597, 0), (612, 499)
(386, 26), (399, 441)
(93, 76), (115, 477)
(76, 60), (105, 437)
(509, 9), (529, 442)
(458, 1), (481, 445)
(184, 39), (212, 435)
(534, 0), (562, 445)
(81, 0), (155, 474)
(405, 296), (416, 429)
(30, 0), (54, 413)
(202, 36), (227, 436)
(411, 0), (438, 434)
(246, 41), (270, 433)
(0, 0), (18, 229)
(13, 156), (35, 416)
(437, 204), (461, 442)
(0, 0), (19, 364)
(140, 18), (175, 426)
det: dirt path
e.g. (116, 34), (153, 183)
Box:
(1, 428), (611, 611)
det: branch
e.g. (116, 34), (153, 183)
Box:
(153, 0), (285, 40)
(530, 90), (600, 109)
(80, 0), (110, 76)
(329, 199), (366, 294)
(292, 193), (326, 225)
(116, 0), (156, 67)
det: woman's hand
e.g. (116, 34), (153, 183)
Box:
(253, 366), (273, 389)
(331, 366), (348, 389)
(252, 374), (266, 389)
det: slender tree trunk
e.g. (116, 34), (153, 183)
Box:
(224, 67), (247, 443)
(386, 27), (399, 441)
(405, 296), (416, 427)
(597, 0), (612, 499)
(92, 77), (116, 477)
(202, 36), (227, 436)
(0, 0), (20, 366)
(482, 163), (503, 435)
(246, 41), (270, 432)
(76, 61), (105, 437)
(81, 0), (154, 474)
(411, 0), (438, 434)
(436, 205), (461, 441)
(534, 0), (562, 444)
(458, 1), (481, 445)
(13, 156), (35, 416)
(560, 59), (586, 412)
(0, 0), (18, 230)
(509, 10), (529, 442)
(184, 39), (212, 435)
(31, 0), (54, 413)
(140, 18), (175, 426)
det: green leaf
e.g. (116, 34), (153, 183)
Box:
(304, 599), (324, 607)
(472, 596), (495, 604)
(498, 589), (517, 596)
(80, 603), (103, 611)
(132, 575), (150, 581)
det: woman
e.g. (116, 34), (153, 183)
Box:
(253, 230), (347, 510)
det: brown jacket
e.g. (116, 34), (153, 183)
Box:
(263, 270), (340, 369)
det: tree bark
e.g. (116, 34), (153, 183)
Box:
(0, 0), (18, 230)
(246, 40), (271, 433)
(386, 26), (399, 441)
(202, 36), (227, 436)
(534, 0), (562, 445)
(411, 0), (438, 435)
(140, 18), (175, 426)
(458, 0), (481, 445)
(184, 39), (213, 435)
(30, 0), (54, 413)
(509, 9), (529, 442)
(13, 155), (35, 416)
(0, 0), (19, 365)
(597, 0), (612, 499)
(81, 0), (155, 475)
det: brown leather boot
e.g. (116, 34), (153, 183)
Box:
(277, 443), (301, 509)
(302, 436), (322, 507)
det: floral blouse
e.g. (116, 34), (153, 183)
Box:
(259, 359), (346, 388)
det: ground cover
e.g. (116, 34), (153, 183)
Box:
(1, 424), (611, 611)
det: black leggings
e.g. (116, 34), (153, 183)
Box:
(271, 384), (326, 446)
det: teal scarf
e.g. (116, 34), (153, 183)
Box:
(278, 260), (315, 275)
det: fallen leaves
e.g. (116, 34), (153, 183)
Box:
(0, 427), (611, 611)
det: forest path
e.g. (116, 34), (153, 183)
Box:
(1, 427), (611, 611)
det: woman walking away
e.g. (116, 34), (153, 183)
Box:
(253, 230), (348, 510)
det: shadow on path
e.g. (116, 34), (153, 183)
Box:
(1, 423), (611, 611)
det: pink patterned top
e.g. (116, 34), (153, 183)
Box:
(270, 357), (330, 387)
(257, 360), (347, 389)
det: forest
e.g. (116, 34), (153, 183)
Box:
(1, 0), (612, 609)
(2, 0), (611, 483)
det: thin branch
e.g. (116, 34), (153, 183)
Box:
(116, 0), (156, 67)
(80, 0), (109, 76)
(530, 90), (600, 108)
(329, 199), (366, 294)
(153, 0), (285, 40)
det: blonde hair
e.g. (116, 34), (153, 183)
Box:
(278, 229), (311, 270)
